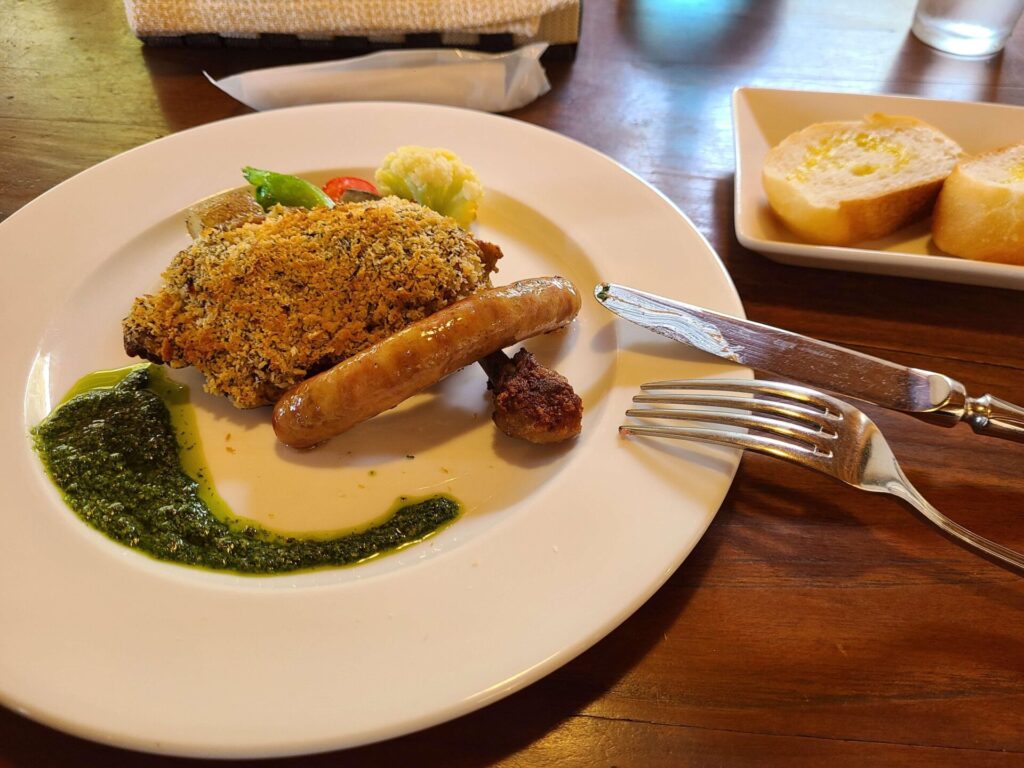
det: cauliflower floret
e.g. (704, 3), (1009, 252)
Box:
(375, 146), (483, 228)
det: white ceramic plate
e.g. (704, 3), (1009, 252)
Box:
(733, 87), (1024, 289)
(0, 103), (746, 758)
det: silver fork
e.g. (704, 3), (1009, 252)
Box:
(622, 378), (1024, 574)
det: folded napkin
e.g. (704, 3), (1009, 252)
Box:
(124, 0), (580, 44)
(207, 43), (552, 112)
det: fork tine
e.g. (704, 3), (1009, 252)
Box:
(631, 392), (837, 432)
(624, 407), (834, 452)
(619, 423), (826, 469)
(641, 378), (844, 413)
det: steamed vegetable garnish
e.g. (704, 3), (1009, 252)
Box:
(375, 146), (483, 228)
(323, 175), (379, 202)
(242, 166), (335, 211)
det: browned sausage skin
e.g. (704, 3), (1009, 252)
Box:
(273, 276), (581, 448)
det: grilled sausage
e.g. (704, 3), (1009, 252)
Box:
(273, 276), (581, 448)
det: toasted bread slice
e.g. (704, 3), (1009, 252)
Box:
(933, 143), (1024, 265)
(762, 114), (962, 246)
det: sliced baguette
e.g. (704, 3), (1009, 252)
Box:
(762, 114), (962, 246)
(932, 143), (1024, 265)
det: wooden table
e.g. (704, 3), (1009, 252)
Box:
(3, 0), (1023, 764)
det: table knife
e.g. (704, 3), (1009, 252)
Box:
(595, 282), (1024, 444)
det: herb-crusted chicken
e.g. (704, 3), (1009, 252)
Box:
(123, 197), (496, 408)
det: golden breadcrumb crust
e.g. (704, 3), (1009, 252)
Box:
(123, 197), (491, 407)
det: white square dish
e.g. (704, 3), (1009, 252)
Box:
(733, 87), (1024, 290)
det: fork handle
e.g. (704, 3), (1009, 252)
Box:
(886, 475), (1024, 574)
(963, 394), (1024, 443)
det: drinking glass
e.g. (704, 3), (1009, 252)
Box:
(912, 0), (1024, 56)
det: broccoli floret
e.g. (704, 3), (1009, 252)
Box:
(374, 146), (483, 228)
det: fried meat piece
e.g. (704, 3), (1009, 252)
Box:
(123, 197), (496, 408)
(480, 349), (583, 444)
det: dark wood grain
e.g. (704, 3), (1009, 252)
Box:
(3, 0), (1024, 764)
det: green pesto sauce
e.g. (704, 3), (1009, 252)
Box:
(32, 366), (459, 574)
(58, 365), (236, 525)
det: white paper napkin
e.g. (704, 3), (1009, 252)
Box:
(207, 43), (551, 112)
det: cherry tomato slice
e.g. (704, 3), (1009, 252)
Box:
(322, 176), (379, 201)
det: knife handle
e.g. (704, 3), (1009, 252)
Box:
(963, 394), (1024, 443)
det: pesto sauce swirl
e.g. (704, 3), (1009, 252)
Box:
(32, 367), (459, 574)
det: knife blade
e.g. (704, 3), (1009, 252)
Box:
(595, 282), (1024, 443)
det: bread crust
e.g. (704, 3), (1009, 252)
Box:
(763, 171), (944, 245)
(932, 145), (1024, 266)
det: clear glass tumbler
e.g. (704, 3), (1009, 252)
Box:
(912, 0), (1024, 56)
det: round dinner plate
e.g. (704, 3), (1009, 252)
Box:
(0, 102), (746, 758)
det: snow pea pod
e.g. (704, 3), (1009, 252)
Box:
(242, 166), (335, 210)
